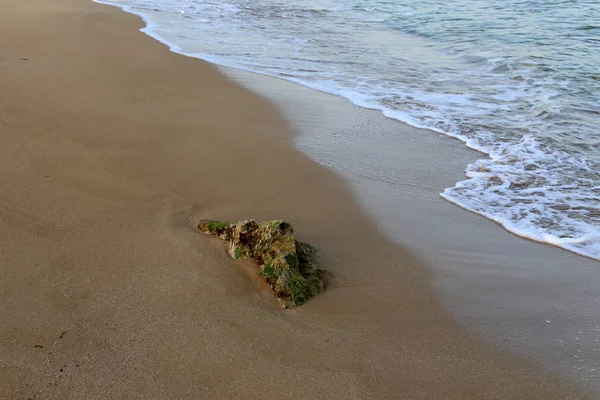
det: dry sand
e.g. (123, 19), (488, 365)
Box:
(0, 0), (592, 398)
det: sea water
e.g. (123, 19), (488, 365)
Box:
(97, 0), (600, 260)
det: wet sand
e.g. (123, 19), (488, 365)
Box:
(0, 0), (592, 398)
(225, 67), (600, 392)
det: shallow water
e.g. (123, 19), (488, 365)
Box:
(96, 0), (600, 259)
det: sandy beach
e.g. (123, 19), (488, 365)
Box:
(0, 0), (593, 398)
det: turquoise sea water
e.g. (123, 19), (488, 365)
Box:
(100, 0), (600, 260)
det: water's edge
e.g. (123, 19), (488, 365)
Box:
(94, 0), (599, 262)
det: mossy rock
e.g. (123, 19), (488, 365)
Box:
(198, 219), (326, 308)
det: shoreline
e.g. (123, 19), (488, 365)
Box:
(0, 0), (593, 398)
(95, 0), (600, 263)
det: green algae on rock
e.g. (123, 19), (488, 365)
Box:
(198, 219), (325, 308)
